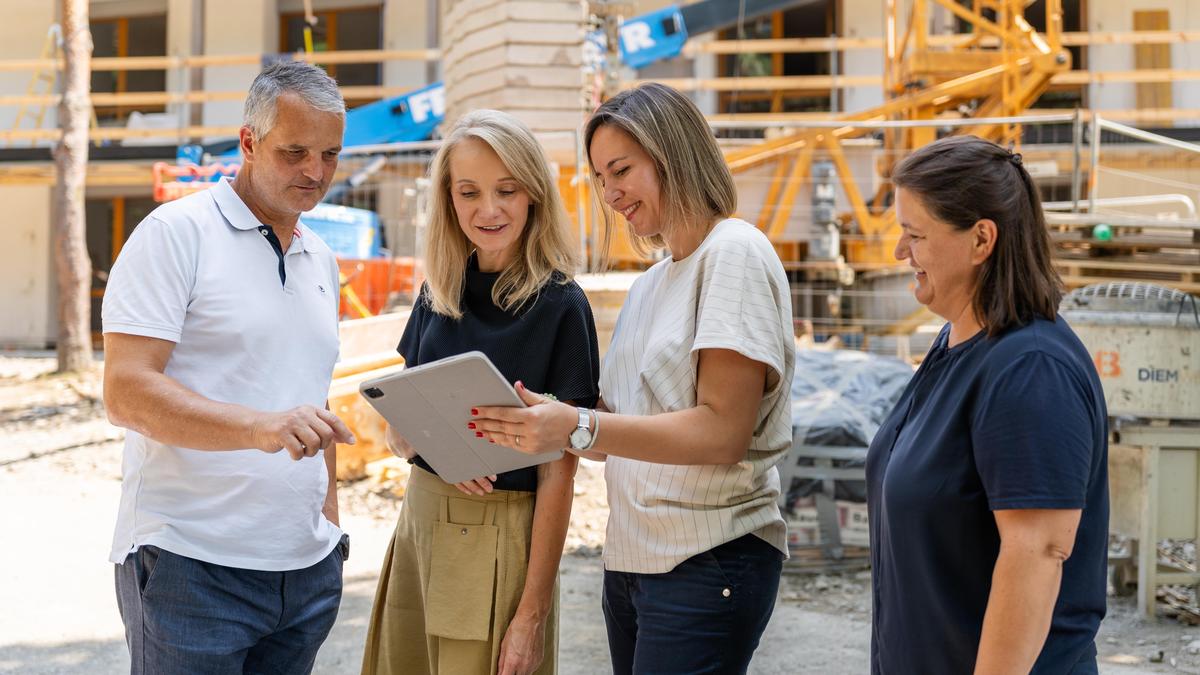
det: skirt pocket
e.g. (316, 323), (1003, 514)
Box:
(425, 521), (500, 641)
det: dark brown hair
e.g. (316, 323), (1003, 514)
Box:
(892, 135), (1062, 336)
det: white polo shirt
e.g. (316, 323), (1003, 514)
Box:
(102, 177), (343, 571)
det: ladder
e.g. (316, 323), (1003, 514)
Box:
(9, 23), (99, 147)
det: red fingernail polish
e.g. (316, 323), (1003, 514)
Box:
(471, 408), (478, 416)
(475, 431), (483, 437)
(468, 422), (476, 429)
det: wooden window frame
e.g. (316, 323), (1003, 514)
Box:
(717, 2), (838, 115)
(91, 14), (168, 121)
(279, 5), (382, 107)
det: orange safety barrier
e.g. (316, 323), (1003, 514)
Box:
(152, 161), (241, 202)
(337, 257), (422, 318)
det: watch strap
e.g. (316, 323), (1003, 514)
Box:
(582, 408), (599, 451)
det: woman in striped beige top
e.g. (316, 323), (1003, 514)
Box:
(473, 82), (795, 674)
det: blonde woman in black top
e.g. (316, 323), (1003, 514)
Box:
(360, 110), (599, 675)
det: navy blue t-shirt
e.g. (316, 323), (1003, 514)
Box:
(398, 257), (600, 492)
(866, 315), (1108, 674)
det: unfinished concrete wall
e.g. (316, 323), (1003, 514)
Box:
(1088, 0), (1200, 123)
(0, 186), (54, 348)
(440, 0), (589, 163)
(0, 6), (57, 347)
(201, 0), (278, 136)
(0, 3), (58, 135)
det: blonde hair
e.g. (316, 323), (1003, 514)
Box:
(424, 109), (579, 319)
(584, 82), (737, 256)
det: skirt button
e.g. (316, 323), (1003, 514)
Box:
(722, 588), (731, 598)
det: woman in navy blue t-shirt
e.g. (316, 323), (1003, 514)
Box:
(866, 135), (1108, 674)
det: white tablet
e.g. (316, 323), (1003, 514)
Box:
(359, 351), (563, 484)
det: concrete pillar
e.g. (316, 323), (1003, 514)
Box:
(841, 0), (884, 113)
(440, 0), (589, 164)
(689, 33), (718, 117)
(383, 0), (438, 89)
(0, 186), (54, 348)
(201, 0), (278, 137)
(166, 0), (203, 127)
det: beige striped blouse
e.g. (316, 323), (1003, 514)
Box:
(600, 218), (794, 574)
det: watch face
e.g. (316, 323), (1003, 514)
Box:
(569, 427), (591, 449)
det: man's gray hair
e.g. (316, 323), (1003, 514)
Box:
(243, 61), (345, 139)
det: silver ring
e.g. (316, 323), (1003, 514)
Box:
(515, 435), (521, 446)
(299, 443), (307, 451)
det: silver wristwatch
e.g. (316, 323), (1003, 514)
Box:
(568, 407), (596, 451)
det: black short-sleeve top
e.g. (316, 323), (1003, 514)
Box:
(865, 316), (1109, 673)
(397, 255), (601, 492)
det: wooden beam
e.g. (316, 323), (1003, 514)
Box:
(1071, 30), (1200, 46)
(0, 85), (415, 108)
(0, 124), (242, 142)
(631, 68), (1200, 93)
(1054, 69), (1200, 85)
(0, 161), (157, 187)
(631, 75), (881, 92)
(0, 48), (441, 73)
(681, 31), (1200, 57)
(1053, 258), (1200, 275)
(706, 108), (1200, 124)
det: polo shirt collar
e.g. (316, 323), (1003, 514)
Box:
(211, 177), (263, 232)
(211, 177), (324, 255)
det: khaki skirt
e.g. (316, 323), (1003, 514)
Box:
(361, 466), (558, 675)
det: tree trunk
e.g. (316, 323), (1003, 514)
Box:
(53, 0), (93, 373)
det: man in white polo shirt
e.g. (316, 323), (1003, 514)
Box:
(101, 61), (355, 674)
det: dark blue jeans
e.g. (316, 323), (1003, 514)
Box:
(603, 533), (784, 675)
(115, 543), (344, 675)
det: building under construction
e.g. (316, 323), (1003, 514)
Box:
(0, 0), (1196, 352)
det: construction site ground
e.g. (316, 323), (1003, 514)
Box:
(1, 354), (1197, 675)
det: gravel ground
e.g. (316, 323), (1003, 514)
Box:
(1, 355), (1194, 674)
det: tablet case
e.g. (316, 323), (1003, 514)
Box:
(359, 351), (564, 484)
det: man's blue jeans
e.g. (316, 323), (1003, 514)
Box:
(602, 533), (784, 675)
(115, 543), (343, 675)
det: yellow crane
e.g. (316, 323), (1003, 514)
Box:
(725, 0), (1071, 266)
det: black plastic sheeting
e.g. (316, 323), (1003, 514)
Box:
(786, 349), (914, 506)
